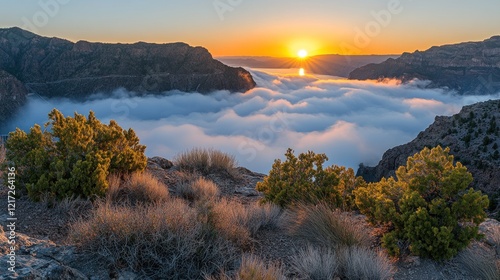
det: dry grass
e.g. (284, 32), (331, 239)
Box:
(0, 143), (6, 177)
(237, 255), (287, 280)
(207, 255), (286, 280)
(175, 148), (239, 178)
(106, 172), (169, 205)
(211, 199), (282, 248)
(0, 225), (6, 243)
(339, 246), (394, 280)
(70, 199), (237, 279)
(177, 177), (220, 201)
(456, 243), (500, 280)
(285, 203), (372, 248)
(290, 246), (338, 280)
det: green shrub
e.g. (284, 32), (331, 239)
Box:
(256, 148), (365, 208)
(355, 146), (489, 260)
(6, 109), (147, 200)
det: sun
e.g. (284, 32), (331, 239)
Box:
(297, 49), (308, 58)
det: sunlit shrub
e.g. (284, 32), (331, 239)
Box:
(257, 148), (365, 209)
(6, 109), (147, 200)
(355, 146), (489, 260)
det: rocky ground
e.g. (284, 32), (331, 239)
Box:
(1, 157), (499, 279)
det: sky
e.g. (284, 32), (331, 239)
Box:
(0, 0), (499, 56)
(3, 70), (497, 173)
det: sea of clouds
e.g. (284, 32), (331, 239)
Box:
(3, 69), (498, 173)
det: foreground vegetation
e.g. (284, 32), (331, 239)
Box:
(2, 111), (497, 279)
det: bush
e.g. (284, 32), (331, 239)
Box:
(6, 109), (147, 200)
(355, 146), (489, 260)
(177, 177), (219, 201)
(106, 172), (169, 205)
(285, 203), (372, 248)
(70, 199), (236, 279)
(256, 148), (365, 208)
(175, 148), (238, 177)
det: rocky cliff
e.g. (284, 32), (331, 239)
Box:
(0, 27), (256, 119)
(0, 70), (27, 123)
(357, 99), (500, 198)
(349, 36), (500, 94)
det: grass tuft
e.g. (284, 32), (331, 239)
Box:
(177, 177), (220, 201)
(70, 199), (236, 278)
(285, 203), (372, 248)
(211, 199), (282, 248)
(106, 172), (169, 205)
(290, 245), (338, 280)
(339, 246), (394, 280)
(175, 148), (238, 177)
(237, 254), (287, 280)
(456, 243), (500, 280)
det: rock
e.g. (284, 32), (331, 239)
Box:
(479, 218), (500, 252)
(234, 186), (260, 197)
(0, 70), (27, 125)
(0, 233), (88, 280)
(148, 156), (174, 170)
(357, 100), (500, 199)
(0, 27), (256, 123)
(349, 36), (500, 94)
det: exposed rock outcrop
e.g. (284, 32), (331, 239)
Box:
(349, 36), (500, 94)
(0, 27), (256, 120)
(357, 99), (500, 197)
(0, 70), (27, 124)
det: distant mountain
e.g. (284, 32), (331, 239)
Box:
(349, 36), (500, 94)
(0, 27), (256, 122)
(357, 99), (500, 199)
(218, 55), (398, 77)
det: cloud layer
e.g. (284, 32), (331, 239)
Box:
(3, 69), (498, 173)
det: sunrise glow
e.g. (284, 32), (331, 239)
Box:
(298, 49), (308, 59)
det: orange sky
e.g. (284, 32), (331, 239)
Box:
(2, 1), (499, 57)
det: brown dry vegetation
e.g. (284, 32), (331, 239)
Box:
(106, 172), (169, 205)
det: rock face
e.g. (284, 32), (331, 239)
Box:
(0, 27), (255, 101)
(349, 36), (500, 94)
(357, 99), (500, 196)
(0, 70), (27, 123)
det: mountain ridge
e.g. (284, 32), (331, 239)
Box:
(349, 36), (500, 94)
(0, 27), (256, 123)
